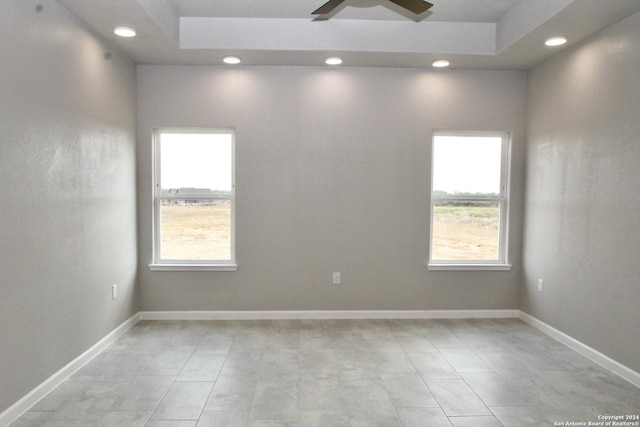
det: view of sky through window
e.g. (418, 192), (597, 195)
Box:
(433, 135), (502, 195)
(160, 133), (232, 192)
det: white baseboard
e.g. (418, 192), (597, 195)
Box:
(138, 309), (521, 321)
(518, 311), (640, 389)
(0, 313), (140, 427)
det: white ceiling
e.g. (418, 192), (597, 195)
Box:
(57, 0), (640, 69)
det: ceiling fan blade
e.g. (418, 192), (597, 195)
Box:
(387, 0), (433, 15)
(312, 0), (347, 15)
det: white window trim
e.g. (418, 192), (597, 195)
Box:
(427, 130), (511, 271)
(149, 263), (238, 272)
(427, 263), (512, 271)
(149, 128), (237, 271)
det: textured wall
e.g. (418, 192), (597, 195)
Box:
(137, 66), (527, 311)
(0, 0), (138, 413)
(523, 11), (640, 372)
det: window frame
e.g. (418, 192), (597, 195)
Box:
(149, 127), (237, 271)
(428, 130), (511, 271)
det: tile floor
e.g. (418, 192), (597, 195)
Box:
(10, 318), (640, 426)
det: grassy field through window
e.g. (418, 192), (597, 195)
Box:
(160, 203), (231, 261)
(159, 204), (499, 262)
(432, 204), (500, 260)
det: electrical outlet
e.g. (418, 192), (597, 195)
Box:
(332, 272), (341, 285)
(537, 279), (543, 293)
(112, 284), (118, 299)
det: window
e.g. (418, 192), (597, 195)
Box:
(428, 131), (511, 270)
(150, 128), (236, 271)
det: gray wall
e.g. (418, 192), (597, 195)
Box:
(523, 11), (640, 372)
(137, 66), (527, 311)
(0, 0), (138, 413)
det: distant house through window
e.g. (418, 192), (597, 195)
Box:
(428, 131), (511, 270)
(150, 128), (236, 271)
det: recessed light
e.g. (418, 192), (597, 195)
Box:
(114, 27), (136, 37)
(223, 56), (241, 64)
(545, 36), (567, 47)
(432, 59), (450, 68)
(325, 57), (343, 65)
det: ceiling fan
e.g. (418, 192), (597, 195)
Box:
(312, 0), (433, 17)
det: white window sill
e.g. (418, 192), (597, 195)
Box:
(149, 263), (238, 272)
(427, 263), (512, 271)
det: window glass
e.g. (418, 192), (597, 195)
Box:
(430, 132), (509, 266)
(432, 200), (500, 261)
(160, 201), (232, 261)
(153, 129), (235, 267)
(160, 133), (232, 194)
(433, 136), (502, 196)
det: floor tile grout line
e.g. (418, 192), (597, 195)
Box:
(143, 327), (202, 424)
(188, 330), (232, 425)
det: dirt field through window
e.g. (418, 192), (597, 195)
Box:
(160, 203), (232, 260)
(432, 205), (500, 260)
(159, 204), (499, 261)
